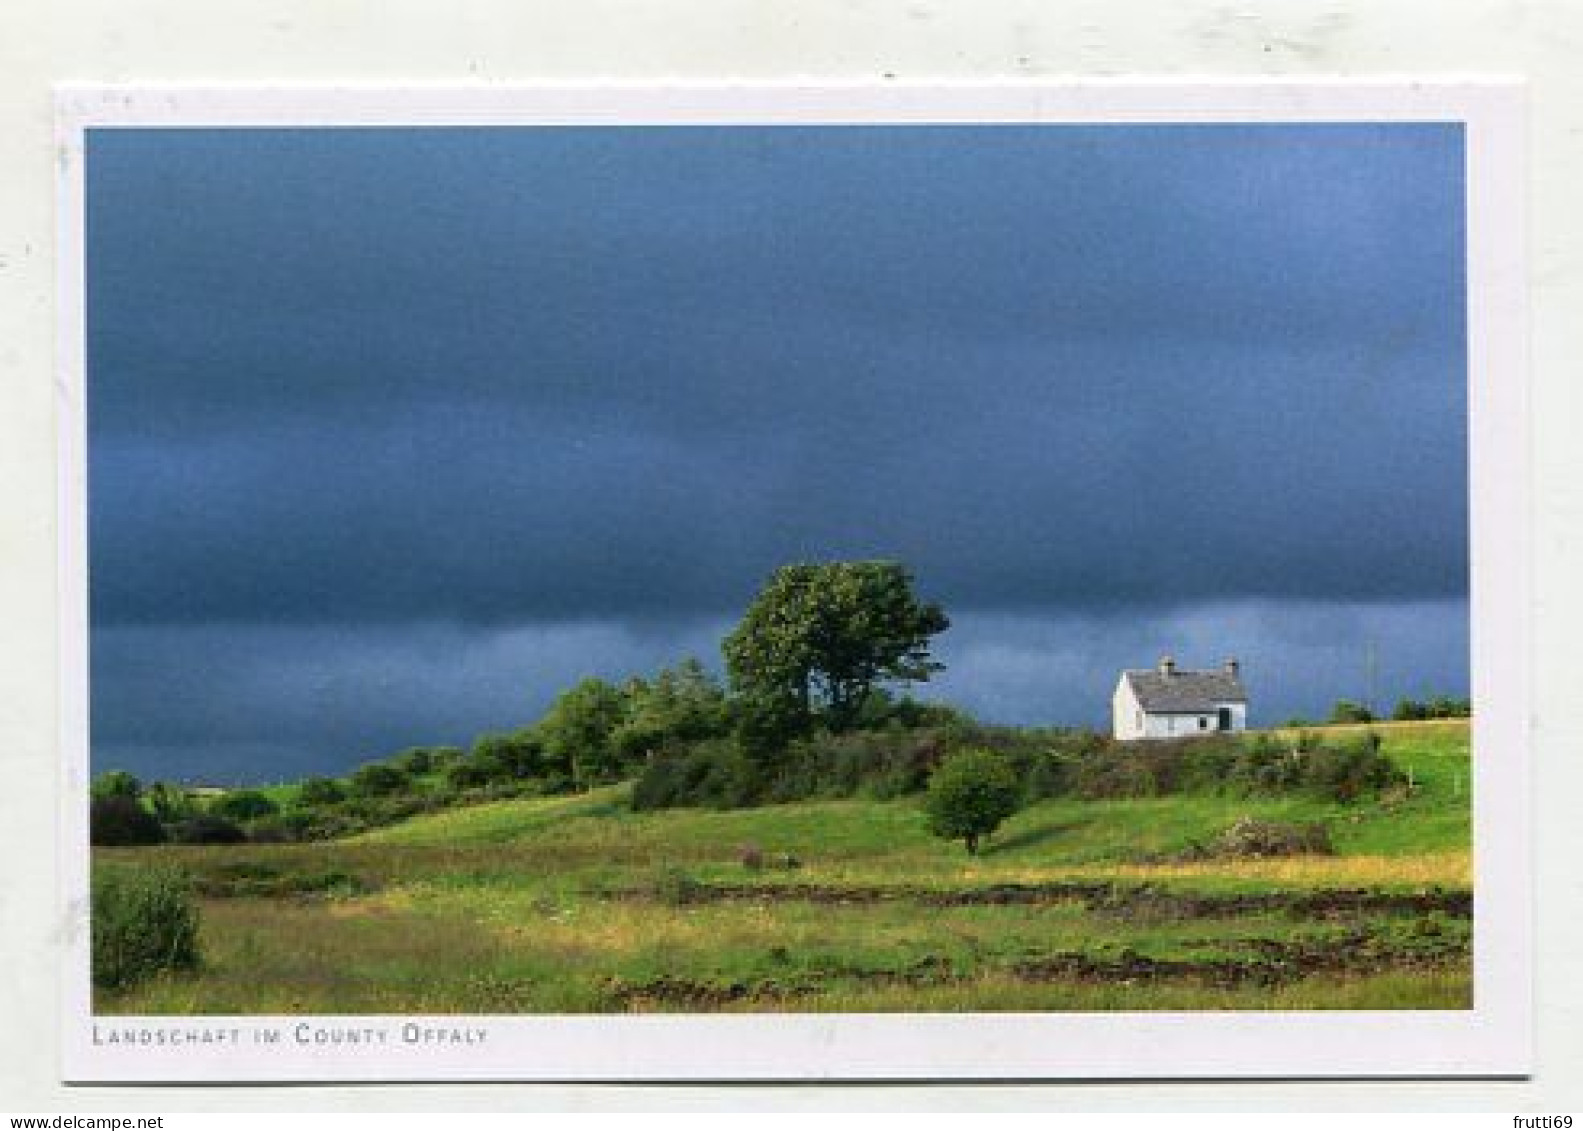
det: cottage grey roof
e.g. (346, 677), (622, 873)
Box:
(1123, 668), (1247, 712)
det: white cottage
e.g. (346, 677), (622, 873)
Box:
(1112, 656), (1247, 741)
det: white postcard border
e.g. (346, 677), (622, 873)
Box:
(56, 80), (1531, 1082)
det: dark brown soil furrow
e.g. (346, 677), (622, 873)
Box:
(611, 879), (1471, 919)
(601, 930), (1470, 1010)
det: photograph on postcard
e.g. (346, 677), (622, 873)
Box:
(58, 84), (1528, 1080)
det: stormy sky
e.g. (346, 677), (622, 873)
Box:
(87, 123), (1468, 784)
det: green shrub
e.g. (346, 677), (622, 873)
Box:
(1207, 816), (1334, 858)
(1023, 753), (1069, 801)
(444, 757), (493, 791)
(90, 770), (142, 801)
(1227, 733), (1307, 795)
(1329, 699), (1376, 724)
(1063, 736), (1240, 800)
(632, 740), (759, 810)
(92, 866), (200, 990)
(348, 762), (411, 797)
(1302, 733), (1405, 802)
(629, 721), (1407, 813)
(211, 789), (278, 823)
(245, 808), (319, 843)
(89, 795), (166, 846)
(1392, 698), (1429, 721)
(191, 863), (368, 899)
(471, 731), (547, 782)
(629, 720), (1105, 811)
(144, 781), (198, 824)
(296, 775), (347, 807)
(169, 814), (248, 844)
(282, 807), (361, 841)
(924, 748), (1022, 854)
(1426, 695), (1472, 719)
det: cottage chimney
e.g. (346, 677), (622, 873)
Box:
(1158, 655), (1176, 678)
(1225, 657), (1240, 679)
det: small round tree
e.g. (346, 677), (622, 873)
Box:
(924, 749), (1022, 854)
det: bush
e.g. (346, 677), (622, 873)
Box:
(92, 866), (200, 990)
(471, 731), (547, 782)
(1328, 699), (1376, 724)
(296, 776), (347, 807)
(279, 807), (360, 841)
(1391, 698), (1429, 722)
(1063, 736), (1239, 800)
(444, 757), (493, 791)
(628, 718), (1406, 813)
(924, 749), (1022, 854)
(245, 808), (318, 843)
(392, 746), (437, 776)
(169, 814), (248, 844)
(1207, 816), (1334, 858)
(632, 740), (759, 811)
(628, 719), (1100, 811)
(348, 762), (411, 798)
(1302, 733), (1405, 802)
(91, 770), (141, 801)
(210, 789), (278, 823)
(191, 863), (368, 899)
(144, 781), (198, 824)
(1023, 755), (1067, 801)
(651, 867), (707, 907)
(89, 795), (165, 846)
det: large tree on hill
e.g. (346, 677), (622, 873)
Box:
(723, 561), (949, 737)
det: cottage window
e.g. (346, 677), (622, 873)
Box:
(1198, 716), (1208, 730)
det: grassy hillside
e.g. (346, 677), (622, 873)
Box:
(95, 720), (1472, 1014)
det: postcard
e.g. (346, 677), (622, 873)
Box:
(57, 81), (1529, 1081)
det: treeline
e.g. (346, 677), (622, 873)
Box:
(91, 657), (741, 845)
(93, 561), (959, 845)
(90, 683), (1432, 846)
(89, 562), (1442, 845)
(93, 713), (1408, 849)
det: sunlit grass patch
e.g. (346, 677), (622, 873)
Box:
(1066, 849), (1471, 889)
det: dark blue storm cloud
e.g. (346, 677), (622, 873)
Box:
(86, 123), (1468, 779)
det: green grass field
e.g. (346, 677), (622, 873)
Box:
(94, 720), (1473, 1013)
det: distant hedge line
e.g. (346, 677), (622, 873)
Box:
(632, 727), (1406, 812)
(92, 721), (1412, 843)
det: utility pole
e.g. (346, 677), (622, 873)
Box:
(1364, 640), (1379, 719)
